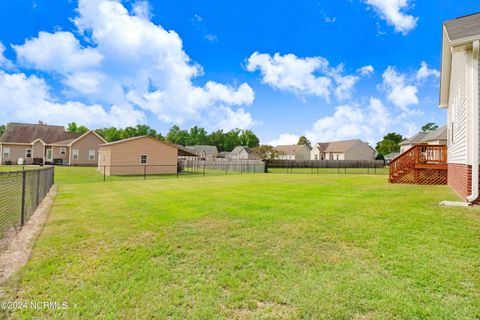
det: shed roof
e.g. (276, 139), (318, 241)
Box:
(100, 135), (197, 156)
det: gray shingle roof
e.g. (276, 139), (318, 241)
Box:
(275, 144), (311, 154)
(0, 123), (81, 144)
(444, 13), (480, 42)
(230, 146), (250, 156)
(400, 126), (447, 145)
(399, 132), (428, 145)
(422, 125), (447, 141)
(323, 139), (364, 153)
(185, 145), (219, 156)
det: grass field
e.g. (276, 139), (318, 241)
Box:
(2, 167), (480, 319)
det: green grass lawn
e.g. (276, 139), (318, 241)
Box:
(2, 168), (480, 319)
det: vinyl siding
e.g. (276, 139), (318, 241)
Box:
(448, 50), (469, 164)
(70, 132), (104, 166)
(1, 144), (34, 164)
(344, 142), (375, 160)
(98, 137), (178, 175)
(52, 146), (69, 164)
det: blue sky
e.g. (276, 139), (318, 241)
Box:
(0, 0), (479, 145)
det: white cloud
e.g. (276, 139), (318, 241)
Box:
(246, 52), (331, 100)
(416, 61), (440, 80)
(0, 70), (143, 127)
(246, 52), (363, 101)
(331, 67), (359, 101)
(382, 66), (418, 111)
(357, 65), (374, 76)
(364, 0), (418, 35)
(14, 31), (103, 73)
(269, 133), (300, 146)
(305, 98), (389, 145)
(132, 0), (152, 19)
(8, 0), (255, 129)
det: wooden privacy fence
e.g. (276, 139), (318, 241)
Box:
(265, 160), (385, 169)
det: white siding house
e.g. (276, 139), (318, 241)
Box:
(440, 13), (480, 202)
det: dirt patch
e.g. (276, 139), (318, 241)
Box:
(0, 186), (57, 295)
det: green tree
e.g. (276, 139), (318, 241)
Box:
(77, 126), (89, 134)
(297, 136), (311, 148)
(187, 126), (208, 145)
(223, 129), (242, 152)
(0, 124), (5, 137)
(376, 133), (404, 156)
(166, 125), (189, 146)
(207, 130), (225, 151)
(422, 122), (439, 132)
(67, 122), (78, 133)
(239, 130), (260, 148)
(96, 127), (122, 142)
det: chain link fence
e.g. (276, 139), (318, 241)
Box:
(0, 167), (54, 252)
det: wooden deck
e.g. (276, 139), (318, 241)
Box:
(389, 145), (447, 185)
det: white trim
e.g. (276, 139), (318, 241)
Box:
(0, 142), (34, 146)
(467, 40), (479, 203)
(3, 146), (10, 158)
(72, 149), (79, 161)
(46, 148), (53, 162)
(31, 138), (46, 145)
(89, 149), (96, 161)
(25, 148), (32, 159)
(68, 130), (107, 146)
(140, 154), (148, 164)
(60, 147), (67, 155)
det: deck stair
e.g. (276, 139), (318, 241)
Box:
(389, 145), (447, 185)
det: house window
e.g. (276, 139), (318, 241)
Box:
(25, 148), (32, 158)
(72, 149), (79, 160)
(89, 150), (96, 161)
(140, 155), (147, 164)
(314, 154), (318, 160)
(60, 147), (66, 155)
(3, 147), (10, 158)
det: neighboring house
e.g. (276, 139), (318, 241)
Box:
(98, 136), (196, 176)
(218, 151), (231, 158)
(399, 126), (447, 153)
(185, 145), (219, 159)
(399, 132), (428, 153)
(310, 140), (375, 161)
(384, 152), (400, 165)
(274, 145), (311, 160)
(0, 122), (106, 165)
(229, 146), (258, 160)
(310, 143), (329, 160)
(440, 13), (480, 202)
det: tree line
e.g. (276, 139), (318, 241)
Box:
(66, 122), (260, 152)
(0, 121), (441, 157)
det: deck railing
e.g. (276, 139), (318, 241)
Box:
(389, 145), (447, 185)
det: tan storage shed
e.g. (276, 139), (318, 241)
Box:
(98, 136), (190, 176)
